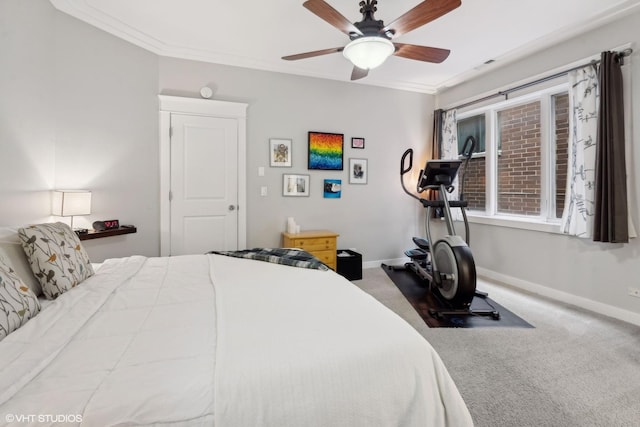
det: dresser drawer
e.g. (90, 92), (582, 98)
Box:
(312, 249), (336, 268)
(291, 237), (336, 252)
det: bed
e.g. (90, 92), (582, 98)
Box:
(0, 223), (473, 426)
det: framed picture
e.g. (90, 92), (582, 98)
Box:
(308, 131), (343, 170)
(283, 174), (310, 197)
(269, 138), (292, 167)
(323, 179), (342, 198)
(349, 158), (368, 184)
(351, 137), (365, 149)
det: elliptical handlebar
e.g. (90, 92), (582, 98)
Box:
(400, 148), (413, 175)
(461, 135), (476, 159)
(400, 149), (421, 202)
(459, 135), (476, 202)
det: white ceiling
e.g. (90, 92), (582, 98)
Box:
(50, 0), (640, 93)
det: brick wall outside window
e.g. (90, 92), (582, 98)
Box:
(497, 101), (542, 215)
(555, 93), (569, 218)
(460, 157), (485, 209)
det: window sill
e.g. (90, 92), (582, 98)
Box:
(457, 150), (501, 160)
(463, 212), (562, 234)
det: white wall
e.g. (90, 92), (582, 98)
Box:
(52, 10), (160, 262)
(0, 0), (56, 224)
(159, 59), (433, 263)
(436, 9), (640, 321)
(0, 0), (160, 262)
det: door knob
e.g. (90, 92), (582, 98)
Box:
(228, 205), (236, 211)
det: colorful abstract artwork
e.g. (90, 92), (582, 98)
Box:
(308, 132), (344, 170)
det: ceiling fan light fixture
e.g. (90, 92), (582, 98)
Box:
(343, 36), (394, 70)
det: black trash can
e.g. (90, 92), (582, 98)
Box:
(336, 249), (362, 281)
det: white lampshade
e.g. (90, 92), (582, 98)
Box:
(52, 190), (92, 216)
(343, 36), (395, 70)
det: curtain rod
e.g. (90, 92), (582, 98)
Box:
(446, 48), (633, 112)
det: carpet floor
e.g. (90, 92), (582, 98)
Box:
(353, 267), (640, 427)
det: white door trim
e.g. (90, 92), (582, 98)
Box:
(159, 95), (248, 256)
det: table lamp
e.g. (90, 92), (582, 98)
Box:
(52, 190), (92, 230)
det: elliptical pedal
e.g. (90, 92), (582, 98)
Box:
(412, 237), (430, 251)
(404, 248), (428, 260)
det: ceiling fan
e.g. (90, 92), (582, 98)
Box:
(282, 0), (461, 80)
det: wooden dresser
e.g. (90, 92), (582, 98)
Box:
(282, 230), (339, 270)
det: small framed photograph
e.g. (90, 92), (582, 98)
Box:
(351, 137), (365, 149)
(349, 158), (368, 184)
(323, 179), (342, 198)
(270, 138), (292, 167)
(283, 174), (310, 197)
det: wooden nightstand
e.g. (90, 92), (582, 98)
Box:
(282, 230), (339, 270)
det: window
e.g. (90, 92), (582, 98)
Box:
(457, 115), (486, 154)
(455, 85), (569, 224)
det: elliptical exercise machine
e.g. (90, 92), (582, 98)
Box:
(397, 136), (499, 320)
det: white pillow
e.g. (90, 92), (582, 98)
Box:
(18, 222), (94, 300)
(0, 258), (41, 341)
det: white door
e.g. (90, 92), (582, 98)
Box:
(170, 114), (238, 255)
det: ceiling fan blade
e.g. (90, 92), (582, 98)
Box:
(393, 43), (450, 63)
(282, 47), (344, 61)
(382, 0), (461, 38)
(351, 66), (369, 80)
(303, 0), (363, 36)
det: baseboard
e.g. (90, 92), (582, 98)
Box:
(477, 267), (640, 327)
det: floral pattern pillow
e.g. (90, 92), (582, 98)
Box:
(0, 258), (41, 341)
(18, 222), (94, 300)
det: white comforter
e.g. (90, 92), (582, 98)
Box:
(0, 254), (472, 426)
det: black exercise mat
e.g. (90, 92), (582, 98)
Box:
(382, 265), (534, 328)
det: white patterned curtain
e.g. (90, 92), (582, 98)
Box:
(441, 109), (458, 158)
(561, 66), (599, 237)
(439, 109), (463, 219)
(440, 109), (459, 194)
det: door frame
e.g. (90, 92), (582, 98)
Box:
(159, 95), (248, 256)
